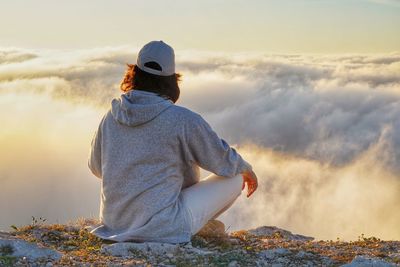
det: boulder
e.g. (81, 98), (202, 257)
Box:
(248, 226), (314, 241)
(0, 237), (61, 261)
(341, 255), (396, 267)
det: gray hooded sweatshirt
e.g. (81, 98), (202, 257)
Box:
(88, 89), (252, 243)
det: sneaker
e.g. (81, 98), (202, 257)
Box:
(196, 219), (227, 238)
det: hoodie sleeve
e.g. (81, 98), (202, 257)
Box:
(183, 113), (252, 177)
(88, 117), (104, 179)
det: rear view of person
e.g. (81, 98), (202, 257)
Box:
(88, 40), (258, 243)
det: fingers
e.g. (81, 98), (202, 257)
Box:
(242, 170), (259, 197)
(247, 186), (256, 197)
(247, 185), (254, 197)
(246, 180), (258, 198)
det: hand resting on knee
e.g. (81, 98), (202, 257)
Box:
(241, 169), (258, 198)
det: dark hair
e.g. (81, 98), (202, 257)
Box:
(120, 64), (181, 103)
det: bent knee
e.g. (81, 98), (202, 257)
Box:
(231, 173), (243, 197)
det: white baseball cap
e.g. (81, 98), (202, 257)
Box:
(136, 40), (175, 76)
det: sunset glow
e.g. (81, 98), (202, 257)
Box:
(1, 0), (400, 241)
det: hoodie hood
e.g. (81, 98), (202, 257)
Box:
(111, 90), (173, 127)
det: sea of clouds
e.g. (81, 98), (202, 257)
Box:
(0, 47), (399, 240)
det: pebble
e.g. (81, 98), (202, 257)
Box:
(228, 260), (239, 267)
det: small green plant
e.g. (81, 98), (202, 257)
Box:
(127, 248), (147, 259)
(31, 216), (47, 226)
(357, 233), (381, 243)
(0, 255), (17, 267)
(0, 244), (14, 256)
(191, 235), (208, 248)
(9, 225), (18, 231)
(357, 233), (365, 241)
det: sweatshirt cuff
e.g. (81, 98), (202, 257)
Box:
(237, 159), (253, 175)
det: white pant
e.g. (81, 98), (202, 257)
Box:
(180, 173), (243, 235)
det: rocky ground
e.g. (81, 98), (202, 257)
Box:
(0, 218), (399, 266)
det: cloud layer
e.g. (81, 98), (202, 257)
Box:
(1, 47), (399, 239)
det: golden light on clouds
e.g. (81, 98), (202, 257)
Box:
(1, 47), (400, 240)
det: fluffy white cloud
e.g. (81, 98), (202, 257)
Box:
(1, 47), (399, 239)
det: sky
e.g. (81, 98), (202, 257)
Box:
(0, 0), (400, 240)
(0, 0), (399, 53)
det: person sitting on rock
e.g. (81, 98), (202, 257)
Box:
(88, 40), (258, 244)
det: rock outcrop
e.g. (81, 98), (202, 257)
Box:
(0, 230), (61, 266)
(1, 221), (399, 266)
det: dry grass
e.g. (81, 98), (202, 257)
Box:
(6, 219), (400, 266)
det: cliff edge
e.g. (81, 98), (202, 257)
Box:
(0, 218), (399, 266)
